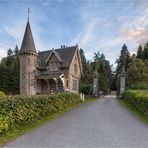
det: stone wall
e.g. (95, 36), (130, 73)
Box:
(19, 53), (37, 95)
(68, 49), (81, 93)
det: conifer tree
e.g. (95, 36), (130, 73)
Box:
(0, 45), (20, 94)
(143, 42), (148, 60)
(136, 44), (143, 59)
(116, 44), (130, 74)
(113, 44), (131, 90)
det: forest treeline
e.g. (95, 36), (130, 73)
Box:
(80, 42), (148, 94)
(0, 42), (148, 95)
(0, 46), (19, 94)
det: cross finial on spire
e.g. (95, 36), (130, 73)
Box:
(27, 8), (31, 22)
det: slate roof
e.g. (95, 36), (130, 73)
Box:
(45, 49), (62, 63)
(37, 45), (77, 69)
(20, 20), (37, 53)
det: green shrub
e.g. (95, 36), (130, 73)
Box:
(79, 84), (93, 95)
(0, 115), (9, 134)
(0, 93), (80, 135)
(122, 90), (148, 115)
(0, 91), (5, 97)
(129, 82), (148, 90)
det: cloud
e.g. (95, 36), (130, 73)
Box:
(0, 48), (7, 60)
(78, 19), (97, 46)
(4, 26), (23, 42)
(2, 0), (148, 67)
(104, 21), (113, 28)
(122, 28), (145, 40)
(38, 0), (51, 6)
(120, 15), (148, 44)
(0, 42), (13, 60)
(2, 15), (49, 51)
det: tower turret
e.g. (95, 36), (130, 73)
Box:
(19, 19), (38, 95)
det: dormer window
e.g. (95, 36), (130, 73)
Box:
(49, 62), (59, 71)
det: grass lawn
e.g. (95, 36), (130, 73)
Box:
(119, 99), (148, 124)
(0, 97), (97, 147)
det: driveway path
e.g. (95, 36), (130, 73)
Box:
(4, 95), (148, 148)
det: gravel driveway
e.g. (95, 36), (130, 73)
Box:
(4, 95), (148, 148)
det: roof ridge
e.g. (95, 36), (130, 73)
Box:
(38, 45), (78, 69)
(38, 45), (77, 54)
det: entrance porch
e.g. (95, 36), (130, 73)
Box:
(37, 78), (64, 94)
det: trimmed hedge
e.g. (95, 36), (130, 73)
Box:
(0, 91), (5, 97)
(0, 93), (80, 135)
(122, 90), (148, 115)
(79, 83), (93, 95)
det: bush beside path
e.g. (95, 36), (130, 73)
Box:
(0, 93), (92, 146)
(3, 95), (148, 148)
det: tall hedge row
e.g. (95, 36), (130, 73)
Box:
(122, 90), (148, 115)
(0, 93), (80, 134)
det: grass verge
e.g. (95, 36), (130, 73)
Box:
(0, 97), (97, 147)
(119, 99), (148, 124)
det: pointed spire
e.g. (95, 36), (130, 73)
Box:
(20, 19), (37, 53)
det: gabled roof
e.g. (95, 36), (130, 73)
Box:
(45, 49), (62, 63)
(20, 20), (37, 53)
(38, 45), (77, 68)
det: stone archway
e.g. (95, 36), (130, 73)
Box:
(41, 79), (50, 94)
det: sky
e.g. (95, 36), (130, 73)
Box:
(0, 0), (148, 67)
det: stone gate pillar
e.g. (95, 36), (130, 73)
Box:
(119, 67), (126, 95)
(93, 71), (99, 96)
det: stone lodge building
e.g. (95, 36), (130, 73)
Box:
(19, 20), (83, 95)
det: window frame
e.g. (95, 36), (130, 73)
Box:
(72, 79), (77, 91)
(49, 62), (59, 71)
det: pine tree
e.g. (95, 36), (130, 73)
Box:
(79, 48), (91, 83)
(113, 44), (131, 90)
(116, 44), (130, 74)
(131, 53), (136, 61)
(80, 48), (86, 64)
(143, 42), (148, 60)
(93, 51), (112, 94)
(79, 49), (93, 94)
(14, 45), (19, 54)
(0, 46), (20, 94)
(137, 44), (143, 59)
